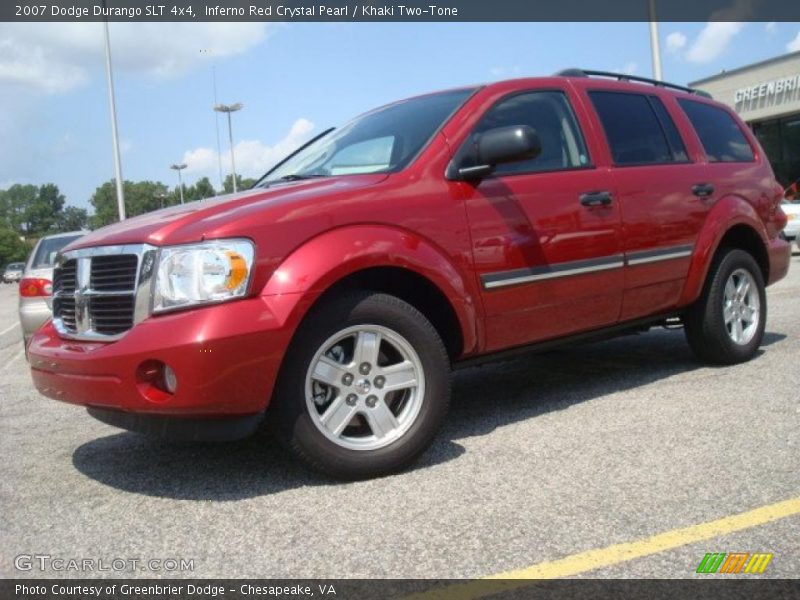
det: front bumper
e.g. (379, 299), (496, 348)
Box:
(28, 294), (300, 419)
(767, 237), (792, 285)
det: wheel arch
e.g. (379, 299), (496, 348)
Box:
(680, 196), (769, 306)
(260, 225), (480, 360)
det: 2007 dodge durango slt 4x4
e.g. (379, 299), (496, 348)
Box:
(28, 70), (791, 479)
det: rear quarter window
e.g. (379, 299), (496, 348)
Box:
(677, 99), (755, 163)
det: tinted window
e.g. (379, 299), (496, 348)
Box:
(649, 97), (688, 162)
(678, 99), (755, 162)
(473, 91), (590, 175)
(590, 91), (682, 166)
(31, 234), (82, 268)
(261, 88), (475, 183)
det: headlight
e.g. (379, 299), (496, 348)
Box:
(152, 239), (255, 313)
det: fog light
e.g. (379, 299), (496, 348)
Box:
(163, 365), (178, 393)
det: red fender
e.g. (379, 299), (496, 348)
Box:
(679, 196), (769, 306)
(259, 225), (480, 355)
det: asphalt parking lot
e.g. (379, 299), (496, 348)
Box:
(1, 253), (798, 582)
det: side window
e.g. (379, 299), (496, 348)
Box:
(678, 99), (755, 162)
(589, 91), (685, 166)
(473, 91), (590, 175)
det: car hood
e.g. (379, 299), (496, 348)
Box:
(68, 174), (389, 250)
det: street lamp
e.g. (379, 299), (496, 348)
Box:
(213, 102), (243, 193)
(155, 191), (169, 209)
(170, 163), (187, 204)
(102, 15), (126, 221)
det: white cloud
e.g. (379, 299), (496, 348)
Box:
(666, 32), (688, 53)
(788, 32), (800, 52)
(686, 22), (745, 63)
(182, 118), (315, 181)
(765, 22), (777, 35)
(616, 62), (637, 75)
(490, 66), (521, 78)
(0, 22), (269, 94)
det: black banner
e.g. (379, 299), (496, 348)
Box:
(3, 0), (800, 22)
(3, 579), (800, 600)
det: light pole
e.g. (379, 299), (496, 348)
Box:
(648, 0), (663, 80)
(155, 191), (169, 209)
(102, 15), (126, 220)
(212, 66), (225, 191)
(170, 163), (187, 204)
(214, 102), (243, 193)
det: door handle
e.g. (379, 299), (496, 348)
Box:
(580, 191), (613, 207)
(692, 183), (715, 198)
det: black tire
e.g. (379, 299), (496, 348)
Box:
(684, 248), (766, 365)
(270, 291), (451, 480)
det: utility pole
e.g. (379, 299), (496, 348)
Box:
(214, 103), (243, 193)
(170, 163), (187, 204)
(102, 14), (126, 220)
(649, 0), (663, 80)
(212, 66), (225, 191)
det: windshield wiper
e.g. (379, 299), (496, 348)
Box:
(278, 173), (326, 181)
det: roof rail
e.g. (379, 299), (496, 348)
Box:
(555, 68), (713, 98)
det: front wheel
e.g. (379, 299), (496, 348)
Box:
(684, 248), (766, 365)
(271, 292), (451, 479)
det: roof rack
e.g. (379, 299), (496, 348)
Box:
(555, 68), (713, 98)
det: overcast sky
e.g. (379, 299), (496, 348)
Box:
(1, 21), (799, 211)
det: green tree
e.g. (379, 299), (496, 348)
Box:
(23, 183), (66, 235)
(0, 227), (31, 265)
(90, 180), (172, 229)
(0, 184), (37, 233)
(222, 174), (256, 194)
(57, 206), (88, 232)
(185, 177), (216, 201)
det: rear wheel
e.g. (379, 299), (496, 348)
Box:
(271, 291), (450, 479)
(684, 248), (766, 364)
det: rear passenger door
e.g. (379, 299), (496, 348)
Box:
(587, 91), (710, 321)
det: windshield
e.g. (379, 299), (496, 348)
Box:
(260, 88), (475, 184)
(30, 234), (83, 268)
(6, 263), (24, 271)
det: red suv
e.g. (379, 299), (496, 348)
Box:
(28, 70), (790, 479)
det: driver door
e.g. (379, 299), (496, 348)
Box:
(457, 89), (624, 351)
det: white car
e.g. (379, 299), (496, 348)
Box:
(782, 199), (800, 243)
(18, 231), (85, 344)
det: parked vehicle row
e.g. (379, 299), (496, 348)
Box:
(25, 70), (791, 479)
(18, 231), (85, 344)
(781, 198), (800, 242)
(3, 263), (24, 283)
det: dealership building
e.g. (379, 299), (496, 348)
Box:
(690, 51), (800, 189)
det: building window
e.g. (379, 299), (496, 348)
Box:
(752, 116), (800, 187)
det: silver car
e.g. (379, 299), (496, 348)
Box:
(3, 262), (25, 283)
(19, 231), (85, 344)
(782, 199), (800, 242)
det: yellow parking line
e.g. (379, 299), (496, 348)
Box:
(406, 496), (800, 600)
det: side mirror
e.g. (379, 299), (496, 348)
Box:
(447, 125), (542, 181)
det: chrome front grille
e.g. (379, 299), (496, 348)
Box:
(52, 259), (78, 332)
(90, 254), (138, 291)
(51, 244), (157, 341)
